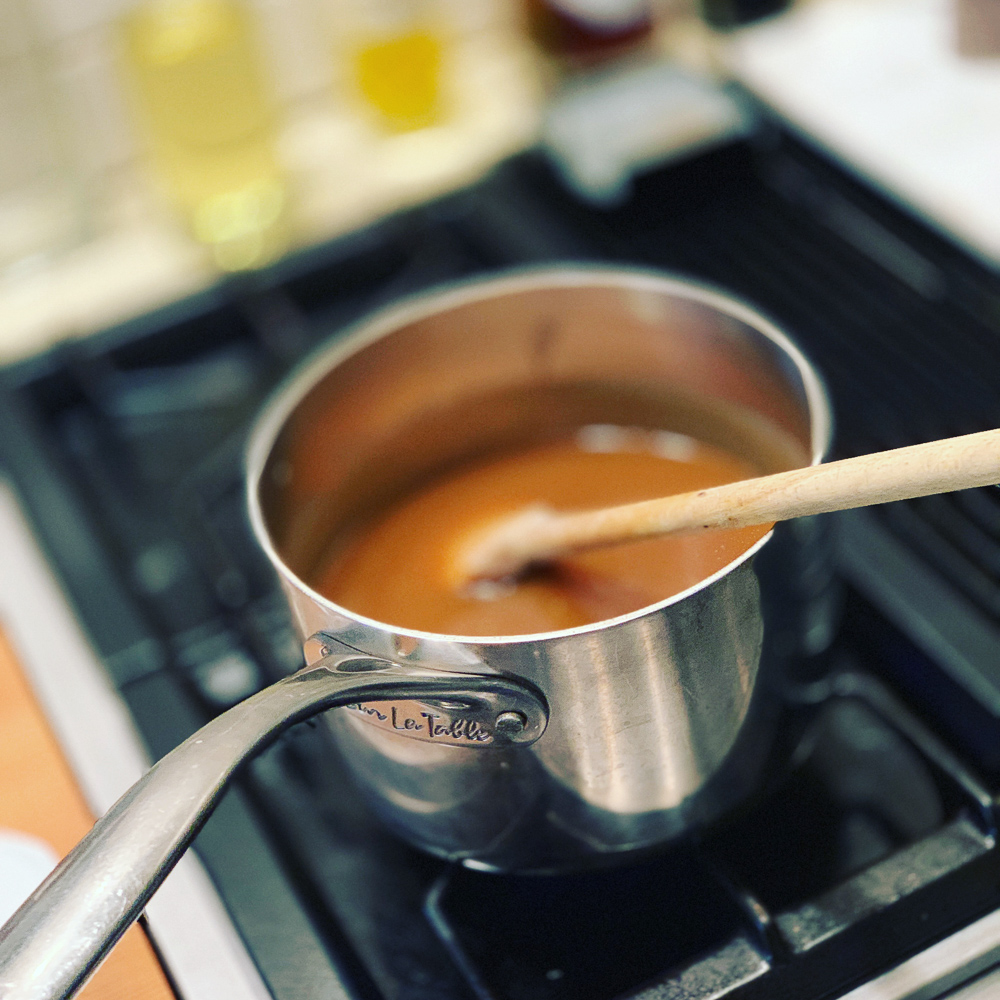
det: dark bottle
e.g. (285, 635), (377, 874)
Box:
(523, 0), (655, 67)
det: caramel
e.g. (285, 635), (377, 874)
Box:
(312, 427), (772, 636)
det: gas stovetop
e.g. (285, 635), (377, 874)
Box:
(4, 115), (1000, 1000)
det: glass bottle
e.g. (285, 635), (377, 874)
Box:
(523, 0), (655, 69)
(117, 0), (289, 271)
(339, 0), (447, 132)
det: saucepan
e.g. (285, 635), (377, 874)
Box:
(0, 269), (831, 1000)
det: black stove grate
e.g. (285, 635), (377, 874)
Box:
(427, 669), (997, 1000)
(5, 120), (1000, 999)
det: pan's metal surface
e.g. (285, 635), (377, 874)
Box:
(247, 267), (833, 871)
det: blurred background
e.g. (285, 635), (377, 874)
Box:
(0, 0), (996, 359)
(4, 4), (1000, 998)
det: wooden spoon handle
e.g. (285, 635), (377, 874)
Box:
(460, 428), (1000, 581)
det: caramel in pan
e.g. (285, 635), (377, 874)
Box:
(312, 426), (773, 636)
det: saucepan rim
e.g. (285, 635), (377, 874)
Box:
(246, 264), (832, 648)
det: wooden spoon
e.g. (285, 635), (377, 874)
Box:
(456, 428), (1000, 584)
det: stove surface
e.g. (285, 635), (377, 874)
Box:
(4, 117), (1000, 1000)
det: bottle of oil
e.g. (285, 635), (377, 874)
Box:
(118, 0), (289, 271)
(341, 0), (446, 132)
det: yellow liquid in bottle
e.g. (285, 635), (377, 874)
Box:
(120, 0), (288, 270)
(352, 27), (444, 131)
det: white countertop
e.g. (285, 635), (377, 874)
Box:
(728, 0), (1000, 268)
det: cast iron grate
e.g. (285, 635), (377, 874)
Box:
(425, 673), (997, 1000)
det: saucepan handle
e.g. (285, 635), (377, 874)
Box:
(0, 648), (547, 1000)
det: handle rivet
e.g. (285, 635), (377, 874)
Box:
(494, 710), (528, 738)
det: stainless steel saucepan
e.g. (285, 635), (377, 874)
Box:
(0, 269), (831, 1000)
